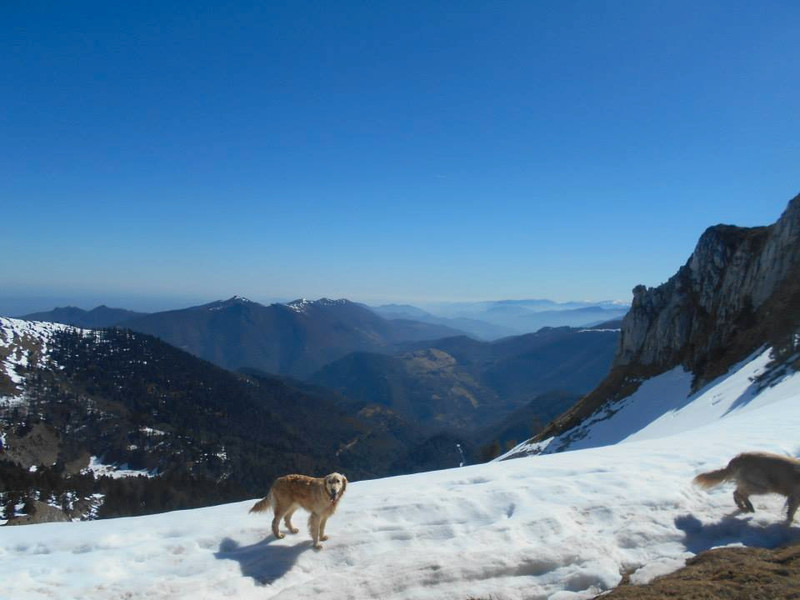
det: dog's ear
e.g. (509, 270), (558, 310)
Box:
(342, 475), (347, 493)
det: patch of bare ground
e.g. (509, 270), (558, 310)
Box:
(596, 542), (800, 599)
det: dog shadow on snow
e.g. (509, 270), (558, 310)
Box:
(215, 535), (313, 586)
(675, 512), (800, 555)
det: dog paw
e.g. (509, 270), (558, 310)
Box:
(275, 533), (285, 539)
(289, 527), (299, 534)
(313, 543), (323, 551)
(320, 535), (329, 541)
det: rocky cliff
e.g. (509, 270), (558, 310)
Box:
(534, 191), (800, 442)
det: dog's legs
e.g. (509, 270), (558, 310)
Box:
(734, 488), (755, 513)
(284, 506), (299, 534)
(786, 494), (799, 524)
(309, 513), (323, 549)
(272, 499), (289, 539)
(319, 515), (330, 541)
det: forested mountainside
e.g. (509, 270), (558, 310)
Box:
(0, 320), (432, 522)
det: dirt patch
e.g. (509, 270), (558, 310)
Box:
(597, 542), (800, 599)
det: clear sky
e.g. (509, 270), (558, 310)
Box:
(2, 1), (798, 314)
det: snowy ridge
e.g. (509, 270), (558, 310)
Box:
(285, 298), (349, 313)
(0, 317), (78, 404)
(1, 318), (155, 482)
(1, 349), (799, 599)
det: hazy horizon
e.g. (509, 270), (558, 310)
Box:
(0, 290), (631, 318)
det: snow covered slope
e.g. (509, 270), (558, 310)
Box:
(0, 317), (77, 405)
(505, 346), (800, 457)
(1, 349), (799, 600)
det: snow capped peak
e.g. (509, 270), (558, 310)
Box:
(204, 296), (258, 311)
(286, 298), (312, 313)
(285, 298), (349, 313)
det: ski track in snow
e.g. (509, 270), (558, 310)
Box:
(0, 348), (799, 599)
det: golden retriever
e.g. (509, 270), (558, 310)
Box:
(694, 452), (800, 523)
(250, 472), (347, 549)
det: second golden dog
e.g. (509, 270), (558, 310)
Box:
(694, 452), (800, 523)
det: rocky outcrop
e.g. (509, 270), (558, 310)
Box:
(531, 191), (800, 443)
(617, 194), (800, 380)
(4, 500), (70, 526)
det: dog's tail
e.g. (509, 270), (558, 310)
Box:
(249, 491), (273, 514)
(693, 461), (736, 489)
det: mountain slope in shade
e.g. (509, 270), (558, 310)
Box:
(121, 296), (466, 378)
(311, 325), (619, 431)
(21, 305), (147, 328)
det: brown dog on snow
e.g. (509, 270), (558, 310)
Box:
(250, 472), (347, 549)
(693, 452), (800, 523)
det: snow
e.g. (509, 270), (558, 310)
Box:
(140, 427), (167, 437)
(286, 298), (348, 313)
(81, 456), (158, 480)
(1, 349), (799, 599)
(507, 347), (799, 456)
(0, 317), (88, 405)
(286, 298), (312, 313)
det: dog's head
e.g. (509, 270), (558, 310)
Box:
(324, 472), (347, 504)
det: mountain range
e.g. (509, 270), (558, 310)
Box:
(20, 296), (629, 349)
(372, 299), (629, 339)
(22, 305), (146, 328)
(23, 297), (465, 379)
(17, 297), (621, 425)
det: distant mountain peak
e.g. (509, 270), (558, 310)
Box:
(202, 296), (260, 311)
(286, 298), (312, 312)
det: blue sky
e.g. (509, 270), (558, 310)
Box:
(2, 1), (798, 314)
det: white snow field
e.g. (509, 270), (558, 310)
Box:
(1, 349), (799, 600)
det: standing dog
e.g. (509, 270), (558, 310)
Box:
(693, 452), (800, 523)
(250, 472), (347, 549)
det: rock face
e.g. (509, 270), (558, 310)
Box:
(4, 500), (70, 526)
(532, 192), (800, 443)
(617, 193), (800, 382)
